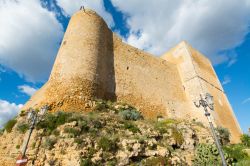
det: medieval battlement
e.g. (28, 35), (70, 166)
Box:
(23, 9), (241, 143)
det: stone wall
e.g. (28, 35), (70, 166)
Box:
(161, 42), (241, 143)
(112, 34), (191, 119)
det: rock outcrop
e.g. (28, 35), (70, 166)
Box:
(0, 101), (214, 166)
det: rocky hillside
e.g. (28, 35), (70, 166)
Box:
(0, 100), (249, 166)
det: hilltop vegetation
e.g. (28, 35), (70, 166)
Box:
(0, 100), (249, 166)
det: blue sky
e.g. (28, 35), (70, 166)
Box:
(0, 0), (249, 133)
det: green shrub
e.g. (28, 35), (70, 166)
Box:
(88, 147), (97, 158)
(236, 158), (250, 166)
(142, 156), (169, 166)
(106, 159), (117, 166)
(4, 119), (17, 133)
(216, 127), (230, 145)
(171, 127), (184, 146)
(223, 144), (248, 163)
(119, 109), (143, 121)
(36, 111), (73, 135)
(17, 123), (29, 134)
(136, 136), (147, 144)
(78, 120), (89, 132)
(161, 119), (177, 125)
(74, 138), (84, 145)
(16, 145), (20, 149)
(80, 158), (95, 166)
(94, 99), (115, 112)
(64, 127), (81, 137)
(52, 129), (60, 136)
(55, 111), (72, 125)
(0, 129), (4, 135)
(68, 113), (85, 122)
(193, 143), (236, 166)
(32, 142), (36, 149)
(88, 128), (98, 137)
(94, 101), (108, 112)
(193, 121), (205, 127)
(241, 134), (250, 147)
(43, 137), (57, 150)
(92, 120), (102, 129)
(98, 136), (117, 152)
(123, 121), (140, 133)
(155, 121), (170, 134)
(193, 144), (221, 166)
(19, 110), (26, 117)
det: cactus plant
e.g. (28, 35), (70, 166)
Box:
(193, 143), (236, 166)
(119, 109), (143, 121)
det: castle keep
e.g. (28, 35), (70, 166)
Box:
(23, 9), (241, 142)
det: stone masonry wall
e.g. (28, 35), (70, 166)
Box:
(112, 34), (191, 119)
(161, 42), (242, 143)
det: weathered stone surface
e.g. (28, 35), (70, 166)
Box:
(0, 108), (216, 166)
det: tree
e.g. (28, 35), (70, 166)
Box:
(241, 134), (250, 147)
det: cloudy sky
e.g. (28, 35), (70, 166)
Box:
(0, 0), (250, 132)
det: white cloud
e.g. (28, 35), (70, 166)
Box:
(56, 0), (114, 27)
(0, 0), (64, 82)
(111, 0), (250, 65)
(242, 98), (250, 104)
(0, 66), (6, 73)
(0, 99), (23, 128)
(18, 85), (37, 96)
(0, 66), (6, 82)
(222, 76), (231, 85)
(227, 55), (238, 67)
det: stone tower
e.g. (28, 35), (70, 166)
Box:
(23, 9), (241, 143)
(23, 9), (115, 112)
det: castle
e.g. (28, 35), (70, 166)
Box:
(23, 9), (241, 143)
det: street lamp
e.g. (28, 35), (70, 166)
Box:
(194, 93), (227, 166)
(16, 106), (48, 166)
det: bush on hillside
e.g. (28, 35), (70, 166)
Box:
(4, 119), (17, 133)
(119, 109), (143, 121)
(0, 129), (4, 135)
(80, 158), (95, 166)
(64, 127), (81, 137)
(216, 127), (230, 145)
(94, 99), (115, 112)
(19, 110), (26, 117)
(171, 127), (184, 147)
(154, 119), (179, 135)
(123, 121), (140, 133)
(17, 122), (29, 134)
(223, 144), (248, 163)
(43, 137), (57, 150)
(36, 111), (75, 135)
(241, 134), (250, 147)
(141, 156), (169, 166)
(98, 136), (117, 152)
(193, 144), (221, 166)
(193, 143), (246, 165)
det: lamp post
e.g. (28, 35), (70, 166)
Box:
(16, 106), (48, 166)
(194, 93), (227, 166)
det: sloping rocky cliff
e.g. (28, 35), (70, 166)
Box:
(0, 100), (217, 166)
